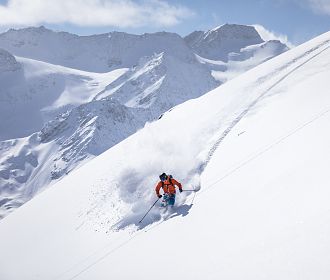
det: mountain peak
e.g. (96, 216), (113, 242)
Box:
(7, 25), (54, 35)
(205, 24), (263, 40)
(185, 24), (266, 61)
(0, 48), (21, 72)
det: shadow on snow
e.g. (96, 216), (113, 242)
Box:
(113, 202), (194, 231)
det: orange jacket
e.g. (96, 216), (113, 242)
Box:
(155, 177), (182, 196)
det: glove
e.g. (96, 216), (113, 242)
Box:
(158, 195), (162, 198)
(179, 189), (183, 193)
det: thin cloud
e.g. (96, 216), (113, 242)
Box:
(282, 0), (330, 16)
(0, 0), (194, 28)
(305, 0), (330, 15)
(253, 24), (295, 48)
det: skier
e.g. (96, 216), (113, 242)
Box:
(155, 173), (182, 207)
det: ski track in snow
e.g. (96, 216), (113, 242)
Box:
(200, 39), (330, 174)
(53, 109), (330, 280)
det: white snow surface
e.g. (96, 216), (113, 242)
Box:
(0, 54), (127, 140)
(0, 30), (330, 280)
(0, 54), (128, 218)
(196, 39), (289, 83)
(94, 51), (218, 113)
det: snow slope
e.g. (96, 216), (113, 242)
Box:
(0, 52), (127, 140)
(1, 30), (330, 280)
(0, 98), (147, 219)
(202, 40), (289, 83)
(94, 51), (218, 115)
(0, 52), (128, 217)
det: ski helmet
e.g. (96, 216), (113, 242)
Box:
(159, 173), (167, 181)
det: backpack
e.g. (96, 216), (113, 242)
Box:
(161, 174), (173, 188)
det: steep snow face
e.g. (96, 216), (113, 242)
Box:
(0, 53), (127, 141)
(39, 99), (147, 179)
(205, 40), (290, 83)
(0, 134), (53, 219)
(0, 99), (146, 218)
(0, 27), (195, 72)
(95, 52), (219, 115)
(0, 30), (330, 280)
(229, 39), (289, 61)
(185, 24), (264, 61)
(0, 53), (128, 218)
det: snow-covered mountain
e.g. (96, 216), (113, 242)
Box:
(0, 30), (329, 280)
(0, 42), (216, 218)
(0, 48), (21, 73)
(186, 24), (289, 83)
(94, 51), (218, 114)
(0, 25), (288, 219)
(0, 98), (146, 217)
(185, 24), (265, 61)
(0, 53), (127, 141)
(0, 26), (196, 72)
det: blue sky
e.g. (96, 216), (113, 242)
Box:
(0, 0), (329, 45)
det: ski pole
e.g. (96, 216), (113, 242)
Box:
(139, 198), (160, 224)
(181, 189), (197, 192)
